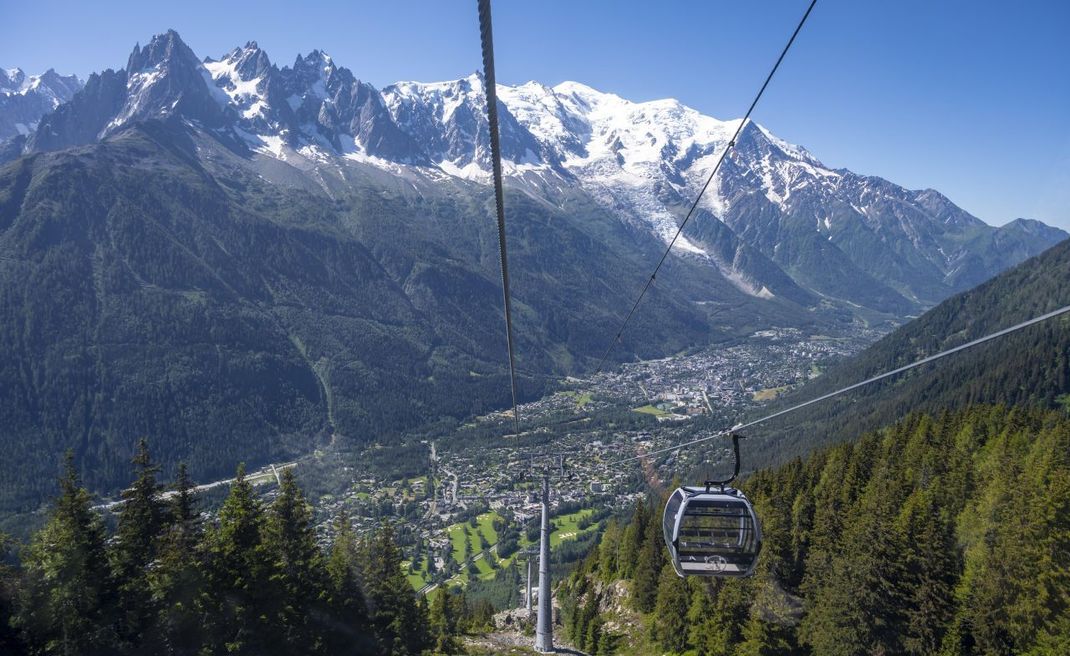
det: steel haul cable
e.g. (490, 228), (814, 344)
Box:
(610, 303), (1070, 465)
(478, 0), (521, 437)
(595, 0), (819, 373)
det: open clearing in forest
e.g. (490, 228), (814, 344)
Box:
(752, 386), (789, 401)
(420, 508), (598, 590)
(632, 404), (669, 417)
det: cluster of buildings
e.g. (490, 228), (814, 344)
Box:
(302, 325), (872, 587)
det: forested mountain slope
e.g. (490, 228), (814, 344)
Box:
(16, 31), (1065, 315)
(745, 236), (1070, 466)
(0, 118), (816, 517)
(565, 405), (1070, 655)
(1, 28), (1064, 523)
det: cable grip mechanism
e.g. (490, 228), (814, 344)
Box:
(704, 433), (743, 491)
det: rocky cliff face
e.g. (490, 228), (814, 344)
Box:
(0, 67), (82, 140)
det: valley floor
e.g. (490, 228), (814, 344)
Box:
(289, 325), (876, 592)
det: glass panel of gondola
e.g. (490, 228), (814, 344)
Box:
(662, 488), (685, 551)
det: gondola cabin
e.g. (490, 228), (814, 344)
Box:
(662, 485), (762, 577)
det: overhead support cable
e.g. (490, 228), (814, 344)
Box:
(478, 0), (521, 437)
(611, 303), (1070, 465)
(594, 0), (819, 373)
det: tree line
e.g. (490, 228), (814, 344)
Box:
(0, 440), (482, 655)
(560, 405), (1070, 655)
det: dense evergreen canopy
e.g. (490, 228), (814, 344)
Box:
(561, 405), (1070, 655)
(747, 237), (1070, 469)
(0, 447), (438, 656)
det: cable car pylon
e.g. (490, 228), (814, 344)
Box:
(535, 469), (553, 652)
(526, 550), (534, 613)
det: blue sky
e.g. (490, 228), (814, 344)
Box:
(3, 0), (1068, 229)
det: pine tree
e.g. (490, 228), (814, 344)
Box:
(200, 463), (274, 655)
(571, 590), (600, 653)
(702, 578), (749, 655)
(359, 522), (432, 655)
(964, 418), (1070, 654)
(1026, 615), (1070, 656)
(899, 488), (960, 655)
(686, 581), (714, 654)
(324, 512), (375, 655)
(428, 588), (458, 654)
(651, 564), (690, 653)
(111, 439), (166, 652)
(584, 612), (605, 655)
(470, 598), (496, 632)
(736, 609), (794, 656)
(598, 520), (620, 582)
(263, 469), (329, 654)
(449, 587), (468, 634)
(952, 413), (1033, 654)
(618, 501), (647, 579)
(148, 462), (205, 656)
(168, 463), (199, 536)
(800, 451), (913, 656)
(1011, 426), (1070, 651)
(631, 506), (663, 613)
(14, 454), (118, 655)
(0, 532), (28, 655)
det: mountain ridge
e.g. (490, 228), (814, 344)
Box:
(0, 66), (82, 142)
(5, 30), (1064, 317)
(0, 115), (824, 517)
(744, 235), (1070, 470)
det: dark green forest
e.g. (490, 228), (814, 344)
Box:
(561, 405), (1070, 655)
(4, 409), (1068, 655)
(745, 237), (1070, 468)
(0, 441), (493, 656)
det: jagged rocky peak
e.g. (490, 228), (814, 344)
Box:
(35, 69), (83, 98)
(221, 42), (273, 80)
(383, 71), (545, 169)
(202, 40), (283, 132)
(1, 68), (27, 91)
(732, 119), (808, 164)
(112, 30), (231, 131)
(1, 66), (82, 100)
(288, 49), (342, 96)
(127, 29), (200, 73)
(19, 29), (229, 153)
(0, 66), (84, 141)
(284, 49), (355, 116)
(294, 49), (334, 72)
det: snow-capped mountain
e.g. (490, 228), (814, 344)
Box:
(2, 30), (1068, 500)
(199, 40), (426, 163)
(0, 67), (82, 140)
(11, 31), (1067, 314)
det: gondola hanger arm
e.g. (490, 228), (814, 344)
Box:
(704, 433), (742, 491)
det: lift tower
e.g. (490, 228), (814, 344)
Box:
(526, 552), (533, 612)
(535, 471), (553, 652)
